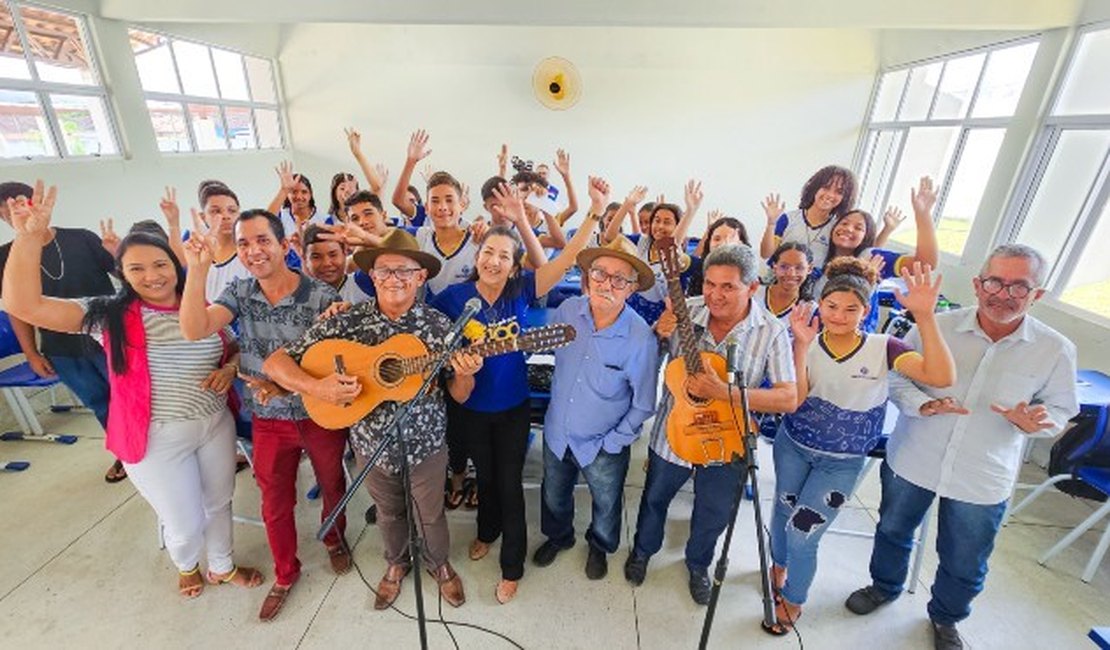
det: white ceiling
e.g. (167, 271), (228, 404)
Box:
(98, 0), (1085, 29)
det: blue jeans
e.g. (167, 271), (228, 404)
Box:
(632, 449), (745, 573)
(48, 353), (110, 429)
(540, 442), (631, 554)
(869, 461), (1006, 626)
(769, 432), (865, 605)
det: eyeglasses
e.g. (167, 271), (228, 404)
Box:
(588, 267), (636, 290)
(372, 266), (422, 281)
(774, 263), (808, 275)
(978, 276), (1035, 299)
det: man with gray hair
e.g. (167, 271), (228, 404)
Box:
(845, 243), (1079, 650)
(626, 243), (797, 605)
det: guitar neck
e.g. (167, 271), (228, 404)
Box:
(665, 275), (704, 375)
(400, 337), (528, 377)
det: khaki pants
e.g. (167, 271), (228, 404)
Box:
(365, 447), (451, 569)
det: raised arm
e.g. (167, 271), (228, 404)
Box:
(603, 185), (645, 244)
(759, 192), (786, 258)
(2, 182), (87, 334)
(497, 143), (508, 178)
(890, 262), (955, 388)
(533, 176), (609, 296)
(179, 211), (235, 340)
(906, 176), (939, 268)
(159, 187), (187, 266)
(266, 160), (297, 215)
(788, 302), (820, 404)
(673, 179), (703, 244)
(346, 127), (386, 196)
(392, 129), (432, 219)
(551, 149), (579, 228)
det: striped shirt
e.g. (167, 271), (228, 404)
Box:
(83, 304), (227, 422)
(649, 296), (795, 468)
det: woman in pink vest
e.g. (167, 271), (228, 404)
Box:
(2, 181), (262, 600)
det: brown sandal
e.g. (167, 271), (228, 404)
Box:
(207, 565), (264, 588)
(761, 599), (802, 636)
(259, 582), (293, 622)
(463, 478), (479, 510)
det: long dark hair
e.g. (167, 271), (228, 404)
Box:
(704, 217), (750, 249)
(465, 226), (528, 303)
(799, 165), (857, 218)
(823, 209), (877, 269)
(281, 173), (316, 212)
(82, 233), (186, 374)
(328, 172), (356, 219)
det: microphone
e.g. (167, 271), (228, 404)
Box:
(444, 297), (482, 348)
(725, 334), (739, 374)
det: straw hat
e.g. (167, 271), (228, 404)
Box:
(352, 228), (441, 278)
(576, 235), (655, 292)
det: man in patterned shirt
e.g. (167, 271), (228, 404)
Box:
(263, 228), (483, 610)
(180, 209), (348, 622)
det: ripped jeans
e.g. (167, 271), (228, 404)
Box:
(769, 430), (865, 605)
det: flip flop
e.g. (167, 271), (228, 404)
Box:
(761, 600), (802, 636)
(179, 565), (204, 599)
(207, 565), (264, 588)
(104, 460), (127, 484)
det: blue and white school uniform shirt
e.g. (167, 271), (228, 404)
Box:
(415, 226), (478, 299)
(338, 272), (375, 304)
(278, 207), (331, 271)
(625, 235), (692, 325)
(753, 283), (797, 326)
(205, 252), (250, 304)
(782, 332), (916, 456)
(772, 209), (835, 270)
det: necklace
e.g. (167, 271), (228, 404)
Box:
(41, 236), (64, 281)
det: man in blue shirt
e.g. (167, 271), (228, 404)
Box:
(532, 236), (660, 580)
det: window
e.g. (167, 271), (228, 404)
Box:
(1003, 24), (1110, 322)
(856, 39), (1039, 256)
(128, 28), (283, 153)
(0, 1), (118, 159)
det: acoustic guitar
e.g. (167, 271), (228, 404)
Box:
(657, 236), (754, 465)
(300, 323), (575, 429)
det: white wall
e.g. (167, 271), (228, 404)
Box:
(281, 24), (877, 235)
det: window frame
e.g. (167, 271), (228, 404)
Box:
(853, 34), (1042, 263)
(996, 21), (1110, 327)
(128, 26), (286, 154)
(0, 0), (123, 161)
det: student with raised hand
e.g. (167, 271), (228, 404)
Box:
(174, 182), (249, 303)
(600, 185), (648, 245)
(3, 181), (263, 600)
(763, 257), (954, 636)
(509, 165), (569, 252)
(326, 172), (358, 224)
(615, 180), (704, 324)
(687, 215), (751, 297)
(819, 176), (940, 332)
(344, 127), (389, 199)
(392, 130), (433, 227)
(429, 177), (607, 604)
(759, 165), (857, 264)
(755, 242), (815, 324)
(266, 161), (328, 269)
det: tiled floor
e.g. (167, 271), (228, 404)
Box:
(0, 408), (1107, 649)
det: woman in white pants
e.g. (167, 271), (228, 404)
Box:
(2, 182), (262, 598)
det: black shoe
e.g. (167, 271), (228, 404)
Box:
(623, 554), (648, 586)
(532, 540), (571, 567)
(585, 546), (608, 580)
(688, 569), (711, 605)
(932, 622), (964, 650)
(845, 585), (897, 615)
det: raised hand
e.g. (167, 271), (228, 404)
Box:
(159, 186), (181, 230)
(684, 179), (704, 215)
(490, 182), (527, 224)
(460, 181), (471, 213)
(762, 193), (785, 225)
(407, 129), (432, 162)
(624, 185), (648, 207)
(882, 206), (906, 232)
(991, 401), (1054, 434)
(920, 397), (970, 416)
(375, 163), (390, 189)
(7, 180), (56, 240)
(554, 149), (571, 177)
(469, 216), (490, 241)
(894, 261), (941, 316)
(911, 176), (937, 216)
(99, 218), (120, 256)
(789, 301), (820, 346)
(707, 209), (725, 224)
(419, 162), (434, 186)
(588, 176), (611, 212)
(344, 126), (361, 155)
(184, 208), (215, 267)
(867, 253), (887, 277)
(497, 143), (508, 172)
(275, 160), (298, 194)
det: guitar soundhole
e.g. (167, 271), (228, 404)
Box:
(377, 356), (405, 386)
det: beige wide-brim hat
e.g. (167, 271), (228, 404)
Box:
(575, 235), (655, 292)
(352, 228), (442, 278)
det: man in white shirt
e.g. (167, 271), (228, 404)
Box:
(845, 244), (1079, 650)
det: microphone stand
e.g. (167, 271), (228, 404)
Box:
(317, 335), (465, 650)
(698, 369), (778, 649)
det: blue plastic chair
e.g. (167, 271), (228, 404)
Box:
(0, 311), (77, 445)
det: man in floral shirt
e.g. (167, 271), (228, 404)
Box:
(263, 229), (482, 610)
